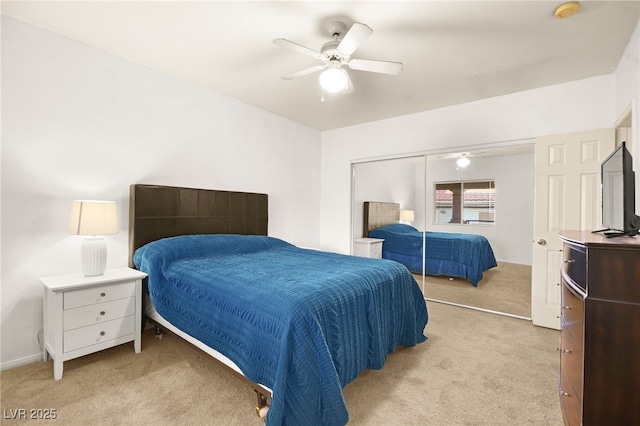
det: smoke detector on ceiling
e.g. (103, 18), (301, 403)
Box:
(554, 2), (580, 19)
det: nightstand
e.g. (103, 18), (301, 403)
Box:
(354, 238), (384, 259)
(40, 267), (147, 380)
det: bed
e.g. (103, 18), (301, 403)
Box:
(363, 201), (497, 287)
(129, 185), (428, 425)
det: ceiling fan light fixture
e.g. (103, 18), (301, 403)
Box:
(275, 21), (401, 97)
(457, 155), (470, 168)
(319, 66), (348, 93)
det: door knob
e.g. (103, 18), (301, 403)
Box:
(537, 239), (547, 245)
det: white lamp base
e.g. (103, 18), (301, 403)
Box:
(81, 237), (107, 276)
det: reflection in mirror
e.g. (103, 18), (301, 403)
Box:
(351, 155), (427, 291)
(424, 143), (535, 319)
(351, 144), (535, 319)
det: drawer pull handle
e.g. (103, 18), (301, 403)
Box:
(561, 348), (572, 354)
(100, 292), (106, 297)
(563, 259), (575, 264)
(561, 391), (571, 397)
(561, 305), (572, 310)
(99, 331), (106, 336)
(100, 311), (106, 316)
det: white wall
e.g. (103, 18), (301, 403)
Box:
(1, 17), (322, 368)
(614, 22), (640, 205)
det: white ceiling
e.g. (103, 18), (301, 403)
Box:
(3, 1), (639, 131)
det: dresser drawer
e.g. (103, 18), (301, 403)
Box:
(561, 279), (584, 347)
(563, 243), (586, 292)
(63, 297), (135, 331)
(64, 281), (136, 310)
(561, 327), (583, 401)
(560, 366), (582, 426)
(64, 315), (135, 353)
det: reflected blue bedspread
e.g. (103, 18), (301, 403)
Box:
(134, 234), (427, 425)
(369, 224), (497, 286)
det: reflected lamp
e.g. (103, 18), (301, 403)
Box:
(401, 209), (415, 224)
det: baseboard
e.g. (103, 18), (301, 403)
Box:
(426, 297), (532, 321)
(1, 353), (43, 371)
(495, 260), (532, 267)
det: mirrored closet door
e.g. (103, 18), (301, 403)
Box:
(351, 142), (535, 319)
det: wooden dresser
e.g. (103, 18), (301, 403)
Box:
(558, 230), (640, 426)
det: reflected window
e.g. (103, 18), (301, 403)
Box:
(434, 180), (495, 225)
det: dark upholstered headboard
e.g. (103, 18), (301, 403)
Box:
(363, 202), (400, 237)
(128, 184), (268, 267)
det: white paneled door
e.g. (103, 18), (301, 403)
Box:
(531, 129), (614, 329)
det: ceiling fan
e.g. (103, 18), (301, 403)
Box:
(273, 21), (402, 94)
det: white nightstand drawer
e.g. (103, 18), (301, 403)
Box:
(370, 243), (382, 259)
(64, 297), (136, 331)
(64, 315), (135, 353)
(64, 281), (135, 310)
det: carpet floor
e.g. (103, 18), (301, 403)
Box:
(1, 302), (561, 425)
(417, 262), (532, 319)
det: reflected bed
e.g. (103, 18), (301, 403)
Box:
(364, 201), (497, 286)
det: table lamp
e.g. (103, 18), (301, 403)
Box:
(68, 200), (119, 276)
(401, 209), (415, 224)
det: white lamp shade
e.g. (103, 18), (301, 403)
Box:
(401, 210), (415, 222)
(319, 67), (348, 93)
(68, 200), (119, 236)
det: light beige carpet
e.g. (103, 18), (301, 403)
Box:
(1, 302), (561, 425)
(416, 262), (532, 319)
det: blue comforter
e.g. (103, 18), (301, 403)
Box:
(134, 234), (427, 425)
(369, 223), (497, 286)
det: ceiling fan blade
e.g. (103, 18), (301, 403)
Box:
(348, 58), (403, 75)
(345, 71), (355, 94)
(273, 38), (326, 62)
(337, 22), (373, 56)
(282, 64), (327, 80)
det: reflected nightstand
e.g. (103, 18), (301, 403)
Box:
(354, 238), (384, 259)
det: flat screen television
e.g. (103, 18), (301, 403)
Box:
(595, 141), (640, 237)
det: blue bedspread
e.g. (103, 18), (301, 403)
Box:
(369, 224), (497, 286)
(134, 234), (427, 425)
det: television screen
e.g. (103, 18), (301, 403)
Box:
(602, 145), (625, 231)
(598, 141), (640, 237)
